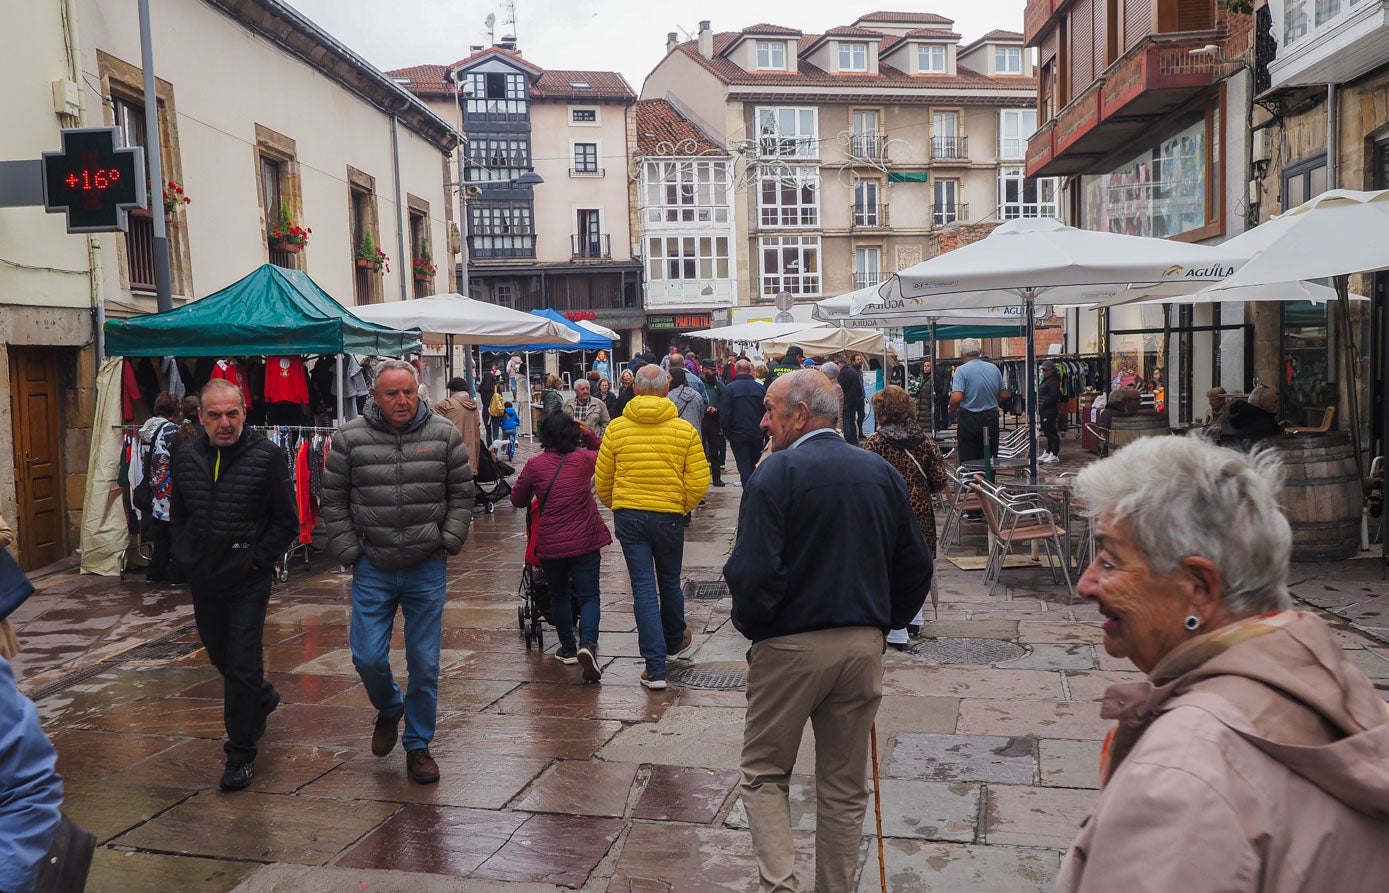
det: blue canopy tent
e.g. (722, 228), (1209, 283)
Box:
(487, 309), (611, 352)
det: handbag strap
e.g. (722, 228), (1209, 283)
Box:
(535, 453), (569, 516)
(899, 445), (930, 487)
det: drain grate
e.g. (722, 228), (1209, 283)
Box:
(684, 579), (730, 601)
(917, 637), (1027, 665)
(670, 661), (747, 690)
(26, 623), (201, 702)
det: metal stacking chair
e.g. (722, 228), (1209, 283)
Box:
(939, 466), (984, 555)
(969, 481), (1075, 598)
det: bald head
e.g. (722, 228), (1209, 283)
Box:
(634, 363), (670, 396)
(763, 369), (840, 451)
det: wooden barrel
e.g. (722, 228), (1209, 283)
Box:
(1109, 413), (1170, 449)
(1275, 434), (1362, 561)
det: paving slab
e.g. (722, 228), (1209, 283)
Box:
(1038, 738), (1102, 790)
(608, 822), (815, 893)
(994, 643), (1098, 671)
(1063, 669), (1144, 702)
(45, 730), (181, 780)
(289, 647), (470, 677)
(724, 774), (978, 842)
(599, 705), (747, 769)
(298, 751), (549, 809)
(323, 677), (519, 713)
(514, 759), (640, 817)
(472, 812), (625, 887)
(432, 712), (623, 760)
(107, 739), (349, 794)
(917, 619), (1022, 640)
(232, 864), (567, 892)
(88, 848), (258, 893)
(888, 733), (1037, 785)
(985, 784), (1095, 848)
(175, 671), (360, 706)
(490, 680), (674, 723)
(74, 696), (227, 738)
(335, 803), (528, 876)
(36, 666), (219, 728)
(957, 700), (1113, 740)
(115, 789), (399, 864)
(634, 765), (741, 824)
(884, 666), (1065, 701)
(1016, 622), (1106, 645)
(858, 839), (1061, 892)
(62, 779), (195, 844)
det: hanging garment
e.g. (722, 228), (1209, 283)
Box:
(265, 356), (310, 404)
(159, 356), (186, 399)
(295, 439), (318, 545)
(210, 359), (254, 408)
(121, 360), (141, 422)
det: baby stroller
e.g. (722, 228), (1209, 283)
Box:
(473, 447), (514, 513)
(518, 499), (550, 650)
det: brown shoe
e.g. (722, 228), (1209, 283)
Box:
(671, 627), (695, 661)
(407, 748), (440, 784)
(371, 710), (403, 757)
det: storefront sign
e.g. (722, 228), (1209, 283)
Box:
(648, 316), (676, 329)
(648, 314), (710, 330)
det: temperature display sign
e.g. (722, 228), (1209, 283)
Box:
(42, 127), (146, 233)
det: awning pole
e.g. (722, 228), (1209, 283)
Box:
(335, 354), (345, 423)
(1025, 290), (1038, 480)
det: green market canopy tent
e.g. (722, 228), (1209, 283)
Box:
(103, 264), (422, 357)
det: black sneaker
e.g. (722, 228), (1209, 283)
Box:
(577, 643), (602, 683)
(711, 479), (726, 487)
(220, 760), (254, 790)
(254, 688), (281, 742)
(554, 643), (579, 665)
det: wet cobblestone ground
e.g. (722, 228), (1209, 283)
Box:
(11, 437), (1389, 892)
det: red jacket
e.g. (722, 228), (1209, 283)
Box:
(509, 430), (612, 560)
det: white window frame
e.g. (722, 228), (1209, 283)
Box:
(998, 108), (1038, 160)
(569, 107), (600, 126)
(756, 107), (819, 159)
(853, 180), (881, 225)
(647, 235), (731, 282)
(995, 46), (1023, 74)
(760, 235), (821, 297)
(998, 166), (1060, 220)
(756, 40), (787, 70)
(758, 168), (819, 227)
(855, 247), (882, 288)
(641, 160), (732, 224)
(917, 44), (946, 73)
(933, 179), (960, 225)
(838, 42), (868, 72)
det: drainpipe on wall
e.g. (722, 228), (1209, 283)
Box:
(1326, 83), (1337, 187)
(61, 0), (105, 360)
(391, 115), (409, 302)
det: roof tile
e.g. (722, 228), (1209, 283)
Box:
(855, 11), (955, 25)
(634, 100), (727, 156)
(533, 70), (635, 101)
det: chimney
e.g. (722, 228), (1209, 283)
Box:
(698, 20), (713, 59)
(667, 31), (679, 54)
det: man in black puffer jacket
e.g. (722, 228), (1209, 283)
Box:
(321, 360), (473, 785)
(171, 379), (298, 792)
(719, 359), (767, 486)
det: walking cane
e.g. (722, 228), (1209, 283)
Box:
(870, 723), (887, 893)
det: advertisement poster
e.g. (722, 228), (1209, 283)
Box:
(861, 367), (883, 436)
(1081, 117), (1205, 238)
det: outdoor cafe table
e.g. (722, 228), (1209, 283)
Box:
(999, 476), (1087, 571)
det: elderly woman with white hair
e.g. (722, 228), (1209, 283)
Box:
(1054, 436), (1389, 893)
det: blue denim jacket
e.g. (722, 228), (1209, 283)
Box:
(0, 656), (63, 893)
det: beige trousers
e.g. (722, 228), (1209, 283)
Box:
(740, 626), (884, 892)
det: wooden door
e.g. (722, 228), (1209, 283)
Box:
(9, 347), (64, 570)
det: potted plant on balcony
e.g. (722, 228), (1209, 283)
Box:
(356, 230), (389, 274)
(268, 204), (311, 252)
(147, 179), (192, 215)
(412, 248), (438, 281)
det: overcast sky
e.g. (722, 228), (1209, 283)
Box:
(282, 0), (1029, 93)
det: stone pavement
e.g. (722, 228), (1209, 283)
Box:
(10, 437), (1389, 892)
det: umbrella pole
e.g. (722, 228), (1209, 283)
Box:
(1335, 274), (1365, 479)
(929, 319), (939, 439)
(335, 353), (345, 424)
(446, 334), (454, 382)
(464, 340), (477, 398)
(1025, 290), (1038, 480)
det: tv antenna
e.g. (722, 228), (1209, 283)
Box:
(502, 0), (518, 41)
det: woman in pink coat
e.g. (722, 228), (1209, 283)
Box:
(510, 412), (611, 683)
(1055, 436), (1389, 893)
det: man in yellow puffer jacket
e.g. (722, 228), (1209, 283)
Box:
(596, 364), (711, 691)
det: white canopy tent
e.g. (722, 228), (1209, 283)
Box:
(685, 320), (828, 342)
(866, 218), (1244, 476)
(761, 326), (892, 359)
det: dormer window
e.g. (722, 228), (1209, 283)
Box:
(917, 44), (946, 73)
(838, 42), (868, 72)
(995, 46), (1023, 74)
(756, 40), (787, 70)
(568, 81), (591, 89)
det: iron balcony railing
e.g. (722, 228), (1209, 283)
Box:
(851, 204), (889, 227)
(931, 135), (969, 160)
(572, 233), (611, 259)
(932, 202), (969, 225)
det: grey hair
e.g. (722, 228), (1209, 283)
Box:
(634, 363), (670, 395)
(960, 338), (982, 357)
(1074, 436), (1291, 617)
(1249, 384), (1278, 412)
(821, 362), (840, 381)
(372, 359), (418, 388)
(776, 369), (840, 424)
(734, 359), (752, 374)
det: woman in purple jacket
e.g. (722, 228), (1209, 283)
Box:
(510, 411), (612, 682)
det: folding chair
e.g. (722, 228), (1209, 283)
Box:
(970, 482), (1074, 598)
(939, 466), (983, 555)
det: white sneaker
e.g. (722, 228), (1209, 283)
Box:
(1038, 452), (1053, 463)
(1042, 453), (1060, 464)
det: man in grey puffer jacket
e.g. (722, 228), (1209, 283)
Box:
(322, 360), (473, 784)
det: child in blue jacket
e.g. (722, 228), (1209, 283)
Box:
(500, 403), (521, 459)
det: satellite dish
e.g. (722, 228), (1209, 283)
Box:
(485, 13), (496, 27)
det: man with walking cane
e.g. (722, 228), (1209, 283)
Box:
(724, 370), (933, 892)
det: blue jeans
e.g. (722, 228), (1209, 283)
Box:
(540, 550), (602, 650)
(349, 555), (447, 753)
(614, 509), (686, 679)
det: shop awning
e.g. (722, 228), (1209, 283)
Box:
(103, 264), (421, 357)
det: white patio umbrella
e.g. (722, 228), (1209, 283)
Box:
(1187, 189), (1389, 475)
(817, 286), (1052, 328)
(865, 218), (1244, 476)
(1111, 279), (1368, 306)
(685, 320), (828, 342)
(761, 326), (891, 358)
(352, 293), (580, 399)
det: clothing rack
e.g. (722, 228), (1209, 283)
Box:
(252, 425), (336, 582)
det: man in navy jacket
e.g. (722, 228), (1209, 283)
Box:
(718, 359), (767, 486)
(724, 369), (932, 893)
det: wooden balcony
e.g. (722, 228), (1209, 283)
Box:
(1025, 31), (1224, 177)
